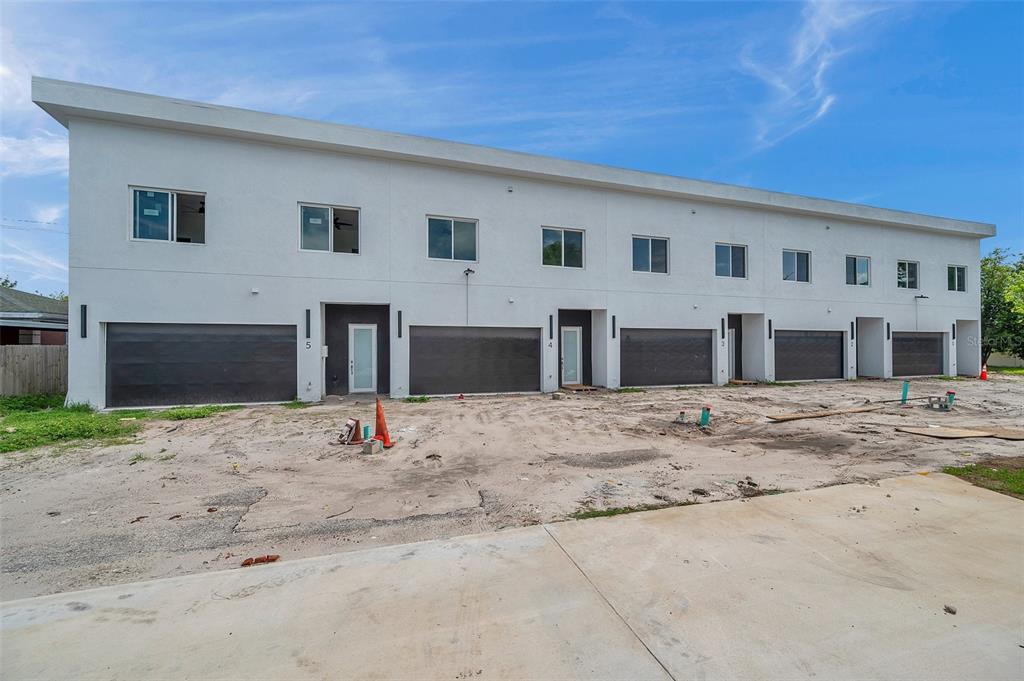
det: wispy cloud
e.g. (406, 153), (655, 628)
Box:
(0, 240), (68, 284)
(0, 130), (69, 177)
(739, 1), (891, 150)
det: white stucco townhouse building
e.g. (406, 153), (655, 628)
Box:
(32, 77), (994, 408)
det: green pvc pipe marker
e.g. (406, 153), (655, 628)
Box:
(901, 380), (910, 405)
(699, 406), (711, 428)
(946, 391), (956, 407)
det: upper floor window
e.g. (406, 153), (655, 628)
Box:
(715, 243), (746, 278)
(542, 227), (584, 268)
(428, 216), (477, 261)
(782, 249), (810, 283)
(846, 255), (870, 286)
(897, 260), (919, 289)
(948, 265), (966, 292)
(132, 188), (205, 244)
(300, 204), (359, 253)
(632, 236), (668, 273)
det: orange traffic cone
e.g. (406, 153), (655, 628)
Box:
(980, 364), (988, 381)
(372, 398), (394, 448)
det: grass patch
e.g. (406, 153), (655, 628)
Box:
(128, 453), (148, 464)
(0, 396), (248, 453)
(282, 400), (309, 409)
(154, 405), (242, 420)
(989, 366), (1024, 376)
(570, 501), (694, 520)
(943, 457), (1024, 500)
(158, 452), (176, 461)
(0, 406), (147, 454)
(615, 387), (645, 394)
(0, 394), (66, 416)
(403, 396), (431, 403)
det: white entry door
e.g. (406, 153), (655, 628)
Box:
(561, 326), (582, 385)
(348, 324), (377, 393)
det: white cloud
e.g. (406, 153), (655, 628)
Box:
(31, 203), (65, 224)
(739, 1), (891, 150)
(0, 130), (69, 177)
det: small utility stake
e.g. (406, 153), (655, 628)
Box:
(699, 406), (711, 428)
(901, 380), (910, 405)
(946, 391), (956, 408)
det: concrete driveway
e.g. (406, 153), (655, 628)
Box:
(2, 473), (1021, 680)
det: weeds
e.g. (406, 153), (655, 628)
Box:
(403, 396), (431, 403)
(570, 501), (694, 520)
(615, 387), (645, 394)
(282, 400), (309, 409)
(128, 453), (149, 464)
(155, 405), (242, 420)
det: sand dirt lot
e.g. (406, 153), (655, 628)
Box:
(2, 375), (1022, 600)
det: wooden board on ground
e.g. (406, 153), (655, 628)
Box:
(895, 426), (994, 439)
(960, 426), (1024, 441)
(561, 384), (597, 393)
(768, 405), (882, 422)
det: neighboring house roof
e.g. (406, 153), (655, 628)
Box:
(0, 288), (69, 331)
(31, 76), (996, 239)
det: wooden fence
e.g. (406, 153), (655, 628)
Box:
(0, 345), (68, 396)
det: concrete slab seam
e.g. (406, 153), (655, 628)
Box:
(542, 523), (678, 681)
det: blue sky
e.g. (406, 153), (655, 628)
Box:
(1, 1), (1021, 296)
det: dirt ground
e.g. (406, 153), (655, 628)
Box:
(2, 375), (1022, 600)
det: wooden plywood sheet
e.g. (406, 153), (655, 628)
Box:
(961, 427), (1024, 441)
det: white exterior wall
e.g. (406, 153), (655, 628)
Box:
(66, 118), (985, 406)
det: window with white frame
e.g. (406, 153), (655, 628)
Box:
(715, 243), (746, 278)
(846, 255), (870, 286)
(300, 204), (360, 253)
(632, 236), (668, 273)
(428, 216), (477, 261)
(782, 249), (810, 282)
(542, 227), (584, 268)
(132, 188), (205, 243)
(948, 265), (967, 292)
(897, 260), (919, 289)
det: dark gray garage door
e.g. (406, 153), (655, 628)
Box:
(409, 326), (540, 394)
(620, 328), (713, 386)
(107, 323), (297, 407)
(892, 332), (943, 376)
(775, 330), (844, 380)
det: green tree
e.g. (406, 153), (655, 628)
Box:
(0, 275), (16, 288)
(981, 248), (1024, 364)
(1007, 267), (1024, 316)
